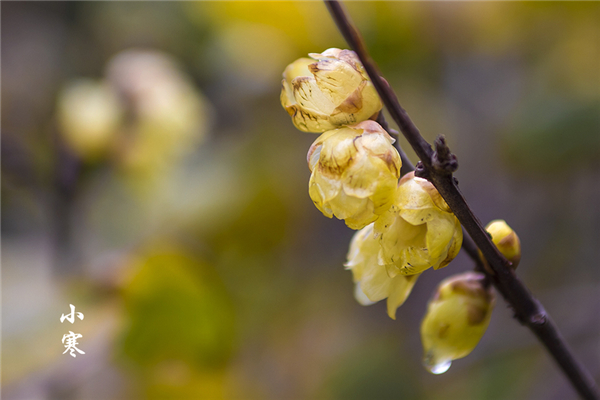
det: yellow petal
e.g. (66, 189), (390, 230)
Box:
(292, 76), (335, 115)
(373, 208), (397, 238)
(318, 128), (359, 173)
(345, 224), (378, 280)
(354, 282), (377, 306)
(436, 219), (463, 270)
(378, 214), (426, 264)
(280, 80), (296, 112)
(282, 57), (314, 85)
(425, 214), (456, 262)
(310, 58), (364, 106)
(311, 168), (343, 202)
(309, 48), (344, 60)
(396, 177), (437, 212)
(329, 191), (375, 229)
(342, 155), (385, 199)
(387, 273), (420, 319)
(290, 105), (335, 133)
(360, 263), (394, 303)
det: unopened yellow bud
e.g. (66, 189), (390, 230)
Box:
(308, 121), (401, 230)
(281, 48), (382, 133)
(57, 79), (123, 161)
(345, 223), (419, 319)
(421, 272), (495, 374)
(481, 220), (521, 270)
(374, 172), (462, 276)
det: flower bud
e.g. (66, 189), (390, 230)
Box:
(57, 79), (123, 161)
(281, 48), (382, 133)
(481, 220), (521, 270)
(420, 272), (495, 374)
(374, 172), (462, 276)
(308, 121), (402, 230)
(345, 223), (419, 319)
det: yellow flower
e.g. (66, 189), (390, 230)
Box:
(420, 272), (495, 374)
(374, 172), (462, 276)
(280, 48), (382, 133)
(481, 219), (521, 270)
(307, 121), (401, 230)
(57, 79), (123, 161)
(106, 49), (210, 178)
(345, 224), (420, 319)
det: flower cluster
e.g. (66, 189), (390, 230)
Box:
(281, 49), (521, 374)
(57, 49), (210, 180)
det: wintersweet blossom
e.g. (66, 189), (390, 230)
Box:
(307, 121), (401, 230)
(345, 223), (420, 319)
(375, 172), (462, 276)
(280, 48), (382, 133)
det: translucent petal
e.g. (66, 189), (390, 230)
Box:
(330, 193), (376, 230)
(373, 208), (396, 238)
(345, 224), (378, 281)
(359, 82), (383, 116)
(358, 127), (397, 157)
(292, 76), (335, 115)
(397, 247), (431, 275)
(379, 215), (426, 265)
(399, 208), (437, 226)
(280, 79), (296, 111)
(341, 155), (382, 199)
(354, 282), (377, 306)
(360, 262), (393, 302)
(309, 48), (344, 60)
(396, 177), (437, 211)
(283, 57), (314, 85)
(386, 273), (420, 319)
(311, 168), (342, 202)
(436, 218), (463, 270)
(327, 85), (382, 127)
(425, 214), (456, 262)
(317, 127), (360, 174)
(307, 144), (322, 172)
(346, 211), (377, 231)
(311, 58), (364, 106)
(291, 106), (335, 133)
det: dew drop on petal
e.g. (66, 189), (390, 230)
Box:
(427, 360), (452, 375)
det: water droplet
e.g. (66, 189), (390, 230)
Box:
(428, 360), (452, 375)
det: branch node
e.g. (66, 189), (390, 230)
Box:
(414, 161), (430, 180)
(531, 313), (548, 326)
(432, 135), (458, 174)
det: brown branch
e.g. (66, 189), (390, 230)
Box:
(326, 1), (599, 399)
(377, 112), (486, 275)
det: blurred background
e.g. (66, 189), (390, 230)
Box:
(2, 2), (599, 399)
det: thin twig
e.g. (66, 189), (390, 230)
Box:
(326, 1), (599, 399)
(377, 112), (486, 274)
